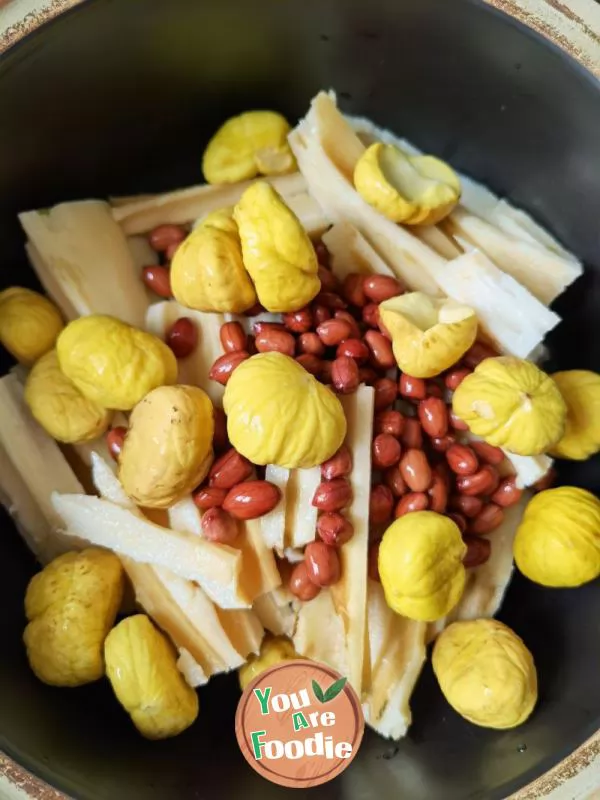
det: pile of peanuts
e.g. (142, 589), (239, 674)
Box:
(289, 444), (355, 601)
(124, 226), (555, 598)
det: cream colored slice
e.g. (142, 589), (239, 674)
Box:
(177, 648), (209, 688)
(145, 300), (225, 406)
(169, 495), (280, 606)
(412, 224), (463, 259)
(446, 209), (581, 305)
(52, 492), (249, 607)
(234, 518), (282, 602)
(261, 465), (289, 551)
(289, 93), (445, 296)
(363, 580), (427, 739)
(19, 201), (149, 327)
(110, 193), (157, 207)
(293, 590), (348, 677)
(286, 468), (320, 549)
(253, 591), (296, 637)
(214, 605), (264, 658)
(502, 451), (553, 489)
(25, 242), (79, 322)
(112, 172), (308, 234)
(0, 375), (84, 563)
(489, 200), (576, 260)
(168, 494), (204, 537)
(435, 250), (560, 358)
(322, 222), (395, 280)
(329, 386), (374, 698)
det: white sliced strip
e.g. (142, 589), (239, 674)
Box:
(489, 200), (577, 260)
(435, 250), (560, 358)
(261, 465), (289, 550)
(168, 495), (204, 537)
(323, 222), (395, 279)
(253, 591), (296, 637)
(446, 208), (582, 305)
(286, 468), (320, 549)
(20, 201), (149, 327)
(145, 300), (225, 406)
(127, 234), (158, 267)
(502, 451), (553, 489)
(363, 580), (427, 739)
(330, 385), (374, 698)
(177, 648), (209, 688)
(25, 242), (79, 322)
(112, 172), (308, 234)
(234, 518), (282, 603)
(412, 224), (463, 259)
(455, 495), (529, 622)
(289, 93), (446, 296)
(52, 492), (249, 608)
(123, 558), (241, 675)
(0, 375), (84, 563)
(293, 590), (348, 677)
(92, 453), (257, 673)
(110, 193), (156, 207)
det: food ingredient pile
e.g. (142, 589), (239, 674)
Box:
(1, 91), (599, 742)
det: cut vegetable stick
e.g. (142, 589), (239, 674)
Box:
(489, 200), (577, 260)
(322, 223), (395, 280)
(289, 93), (446, 296)
(123, 558), (243, 674)
(19, 201), (149, 328)
(434, 250), (560, 358)
(92, 467), (264, 666)
(168, 495), (203, 537)
(145, 300), (225, 406)
(127, 234), (158, 267)
(456, 495), (528, 622)
(293, 591), (348, 677)
(52, 492), (249, 608)
(25, 242), (79, 322)
(261, 465), (289, 551)
(0, 375), (84, 563)
(253, 591), (296, 637)
(112, 173), (308, 235)
(502, 451), (554, 489)
(110, 193), (156, 207)
(169, 494), (280, 606)
(177, 648), (209, 688)
(446, 209), (582, 305)
(363, 580), (427, 739)
(329, 386), (374, 698)
(235, 519), (282, 602)
(412, 224), (463, 259)
(285, 468), (320, 549)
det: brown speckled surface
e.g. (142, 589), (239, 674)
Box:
(0, 1), (598, 798)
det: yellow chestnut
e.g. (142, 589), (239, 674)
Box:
(234, 182), (320, 313)
(202, 111), (296, 184)
(514, 487), (600, 587)
(354, 143), (461, 225)
(379, 292), (477, 379)
(119, 385), (214, 508)
(452, 357), (566, 456)
(171, 208), (257, 314)
(550, 370), (600, 460)
(0, 287), (63, 365)
(433, 619), (537, 729)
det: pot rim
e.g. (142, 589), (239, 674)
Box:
(0, 1), (598, 798)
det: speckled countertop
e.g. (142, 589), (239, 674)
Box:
(0, 1), (598, 798)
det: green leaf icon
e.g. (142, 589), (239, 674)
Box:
(323, 676), (347, 702)
(312, 679), (325, 703)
